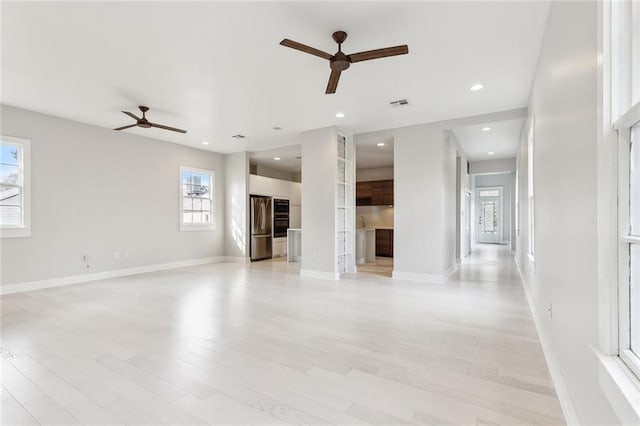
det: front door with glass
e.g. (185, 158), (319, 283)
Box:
(477, 187), (502, 244)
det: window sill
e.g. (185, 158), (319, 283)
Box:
(180, 224), (215, 232)
(595, 349), (640, 424)
(0, 227), (31, 238)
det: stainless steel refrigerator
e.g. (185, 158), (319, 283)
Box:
(250, 195), (272, 261)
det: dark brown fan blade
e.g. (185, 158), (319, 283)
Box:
(348, 45), (409, 63)
(113, 124), (137, 131)
(325, 69), (341, 94)
(280, 39), (333, 60)
(150, 122), (187, 134)
(122, 111), (141, 121)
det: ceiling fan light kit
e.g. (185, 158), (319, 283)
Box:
(280, 30), (409, 94)
(114, 105), (187, 134)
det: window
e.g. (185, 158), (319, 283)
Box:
(527, 118), (535, 260)
(180, 166), (214, 231)
(0, 136), (30, 238)
(618, 108), (640, 378)
(614, 0), (640, 381)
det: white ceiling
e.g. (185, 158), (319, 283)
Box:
(249, 136), (394, 175)
(1, 2), (549, 155)
(250, 144), (302, 174)
(452, 118), (525, 161)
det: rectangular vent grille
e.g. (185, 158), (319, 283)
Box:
(390, 99), (409, 107)
(232, 134), (246, 139)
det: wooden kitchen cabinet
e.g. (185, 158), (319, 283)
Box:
(356, 181), (372, 205)
(356, 180), (393, 206)
(375, 228), (393, 257)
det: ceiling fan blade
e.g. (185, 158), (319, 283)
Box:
(113, 124), (137, 131)
(122, 111), (141, 121)
(150, 122), (187, 134)
(348, 45), (409, 63)
(325, 69), (341, 94)
(280, 39), (333, 60)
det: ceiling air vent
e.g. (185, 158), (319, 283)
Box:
(390, 99), (409, 107)
(232, 134), (246, 139)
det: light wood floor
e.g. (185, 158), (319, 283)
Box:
(1, 245), (565, 425)
(355, 257), (393, 278)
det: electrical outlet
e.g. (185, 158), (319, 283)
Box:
(547, 302), (553, 318)
(82, 254), (91, 269)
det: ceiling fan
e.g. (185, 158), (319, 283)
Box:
(113, 106), (187, 134)
(280, 31), (409, 94)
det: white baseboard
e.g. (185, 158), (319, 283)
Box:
(223, 256), (250, 263)
(299, 269), (340, 280)
(514, 257), (580, 425)
(356, 257), (365, 265)
(392, 264), (457, 284)
(1, 257), (227, 295)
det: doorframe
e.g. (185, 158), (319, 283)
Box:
(475, 186), (504, 244)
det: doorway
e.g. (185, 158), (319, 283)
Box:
(476, 187), (503, 244)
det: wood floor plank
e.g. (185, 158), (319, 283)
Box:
(0, 245), (565, 425)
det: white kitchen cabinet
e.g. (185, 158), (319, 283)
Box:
(272, 237), (287, 257)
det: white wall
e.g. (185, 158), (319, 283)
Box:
(249, 174), (302, 228)
(356, 167), (393, 182)
(469, 158), (517, 174)
(515, 2), (618, 424)
(474, 172), (513, 244)
(377, 126), (457, 282)
(0, 105), (225, 286)
(224, 152), (249, 260)
(441, 137), (457, 272)
(356, 206), (394, 229)
(301, 127), (338, 276)
(250, 164), (300, 182)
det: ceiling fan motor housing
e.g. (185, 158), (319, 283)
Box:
(331, 52), (351, 71)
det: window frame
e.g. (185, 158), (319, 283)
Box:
(0, 135), (31, 238)
(616, 102), (640, 378)
(179, 165), (215, 232)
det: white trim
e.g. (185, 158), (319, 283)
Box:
(299, 269), (340, 280)
(392, 264), (457, 285)
(223, 256), (250, 263)
(596, 349), (640, 425)
(514, 258), (579, 425)
(614, 101), (640, 129)
(0, 257), (226, 295)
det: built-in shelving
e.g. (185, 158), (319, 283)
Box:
(336, 133), (355, 275)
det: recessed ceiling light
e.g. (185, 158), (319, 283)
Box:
(470, 83), (484, 91)
(488, 151), (495, 155)
(336, 112), (345, 118)
(273, 127), (282, 130)
(274, 157), (281, 161)
(482, 127), (491, 131)
(201, 141), (209, 145)
(377, 142), (385, 147)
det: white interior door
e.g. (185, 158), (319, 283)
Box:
(477, 187), (503, 244)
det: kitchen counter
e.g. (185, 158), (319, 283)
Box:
(356, 229), (376, 264)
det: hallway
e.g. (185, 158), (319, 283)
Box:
(1, 246), (564, 425)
